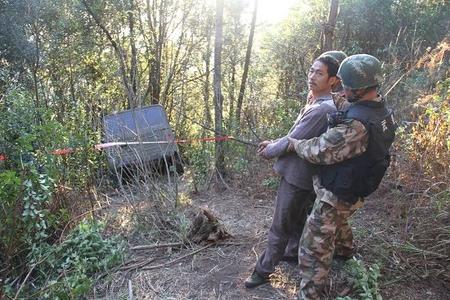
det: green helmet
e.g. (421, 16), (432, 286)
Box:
(319, 50), (348, 65)
(337, 54), (383, 90)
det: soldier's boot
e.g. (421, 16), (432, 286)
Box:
(244, 271), (269, 289)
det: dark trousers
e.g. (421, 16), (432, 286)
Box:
(255, 177), (315, 277)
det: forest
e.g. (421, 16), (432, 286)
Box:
(0, 0), (449, 299)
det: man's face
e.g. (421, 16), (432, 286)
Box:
(307, 61), (335, 95)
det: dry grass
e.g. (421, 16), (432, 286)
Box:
(350, 169), (450, 299)
(90, 139), (450, 299)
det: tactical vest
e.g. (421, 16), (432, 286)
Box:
(320, 100), (397, 204)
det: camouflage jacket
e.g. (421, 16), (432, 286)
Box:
(289, 112), (370, 209)
(290, 118), (368, 165)
(332, 92), (350, 111)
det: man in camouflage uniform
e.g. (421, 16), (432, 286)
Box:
(288, 54), (397, 299)
(245, 53), (348, 289)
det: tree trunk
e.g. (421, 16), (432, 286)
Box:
(144, 0), (158, 105)
(149, 41), (162, 104)
(161, 2), (192, 106)
(235, 0), (258, 133)
(81, 0), (135, 108)
(31, 19), (41, 109)
(203, 15), (213, 128)
(128, 0), (139, 107)
(227, 61), (236, 129)
(213, 0), (225, 182)
(323, 0), (339, 52)
(150, 0), (166, 105)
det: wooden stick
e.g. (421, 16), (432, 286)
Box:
(128, 280), (133, 300)
(130, 242), (184, 251)
(13, 252), (52, 300)
(118, 258), (156, 272)
(13, 263), (36, 300)
(140, 243), (214, 271)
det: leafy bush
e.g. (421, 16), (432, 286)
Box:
(262, 176), (280, 190)
(183, 142), (214, 192)
(408, 78), (449, 181)
(4, 220), (124, 299)
(0, 170), (23, 274)
(338, 258), (382, 300)
(0, 84), (117, 299)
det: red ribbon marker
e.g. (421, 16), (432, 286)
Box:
(175, 135), (231, 144)
(0, 136), (234, 160)
(52, 148), (75, 156)
(94, 135), (232, 149)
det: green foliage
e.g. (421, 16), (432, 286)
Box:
(230, 154), (250, 173)
(0, 0), (33, 67)
(0, 88), (62, 169)
(0, 89), (58, 282)
(7, 220), (124, 299)
(52, 104), (104, 188)
(434, 189), (450, 212)
(262, 176), (280, 190)
(0, 170), (23, 267)
(22, 171), (54, 242)
(0, 171), (21, 208)
(0, 84), (115, 298)
(0, 83), (102, 189)
(336, 0), (449, 58)
(409, 78), (450, 180)
(337, 258), (382, 300)
(221, 137), (252, 174)
(262, 0), (449, 107)
(184, 142), (214, 192)
(270, 98), (304, 137)
(0, 0), (448, 297)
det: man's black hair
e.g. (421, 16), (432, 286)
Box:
(315, 56), (339, 78)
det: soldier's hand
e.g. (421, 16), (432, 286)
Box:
(287, 137), (297, 152)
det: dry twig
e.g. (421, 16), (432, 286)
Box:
(130, 242), (184, 251)
(140, 243), (215, 271)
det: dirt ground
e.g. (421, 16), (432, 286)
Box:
(93, 165), (449, 300)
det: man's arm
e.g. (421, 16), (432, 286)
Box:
(288, 119), (368, 165)
(262, 105), (330, 159)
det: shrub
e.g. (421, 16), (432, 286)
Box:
(0, 84), (117, 299)
(183, 142), (214, 192)
(409, 78), (450, 181)
(337, 258), (382, 300)
(4, 220), (124, 299)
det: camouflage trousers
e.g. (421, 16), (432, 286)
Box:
(297, 199), (358, 300)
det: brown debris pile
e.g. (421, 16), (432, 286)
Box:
(187, 207), (231, 244)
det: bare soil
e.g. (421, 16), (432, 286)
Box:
(93, 164), (449, 300)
